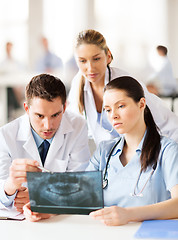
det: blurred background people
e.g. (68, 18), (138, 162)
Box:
(63, 55), (78, 94)
(0, 42), (24, 73)
(0, 0), (178, 127)
(146, 45), (177, 96)
(35, 37), (63, 75)
(0, 42), (26, 120)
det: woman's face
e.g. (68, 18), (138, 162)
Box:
(103, 89), (146, 135)
(75, 44), (111, 84)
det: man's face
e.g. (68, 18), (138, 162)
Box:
(157, 49), (165, 57)
(24, 97), (65, 139)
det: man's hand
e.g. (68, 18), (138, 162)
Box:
(23, 202), (53, 222)
(14, 187), (29, 213)
(4, 158), (40, 196)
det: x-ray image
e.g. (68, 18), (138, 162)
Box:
(27, 171), (104, 215)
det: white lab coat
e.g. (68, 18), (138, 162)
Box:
(0, 110), (90, 206)
(68, 67), (178, 146)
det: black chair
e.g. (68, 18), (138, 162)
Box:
(159, 92), (178, 112)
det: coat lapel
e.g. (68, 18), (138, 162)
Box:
(84, 80), (97, 131)
(16, 114), (41, 162)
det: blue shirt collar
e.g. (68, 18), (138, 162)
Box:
(31, 128), (53, 148)
(136, 130), (147, 153)
(111, 129), (147, 156)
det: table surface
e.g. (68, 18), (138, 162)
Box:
(0, 72), (35, 86)
(0, 214), (143, 240)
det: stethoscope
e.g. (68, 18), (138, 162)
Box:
(102, 138), (121, 189)
(83, 65), (111, 127)
(107, 65), (111, 82)
(99, 65), (114, 132)
(130, 162), (157, 197)
(102, 138), (157, 197)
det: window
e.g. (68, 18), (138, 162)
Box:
(0, 0), (28, 63)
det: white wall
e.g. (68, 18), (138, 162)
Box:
(167, 0), (178, 78)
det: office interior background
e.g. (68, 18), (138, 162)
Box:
(0, 0), (178, 126)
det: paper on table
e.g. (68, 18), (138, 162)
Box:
(134, 220), (178, 239)
(0, 203), (25, 220)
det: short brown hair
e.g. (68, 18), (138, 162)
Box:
(157, 45), (168, 55)
(25, 74), (66, 106)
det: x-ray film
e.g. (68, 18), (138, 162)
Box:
(27, 171), (104, 215)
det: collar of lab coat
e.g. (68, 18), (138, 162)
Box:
(82, 68), (110, 141)
(16, 114), (32, 141)
(53, 110), (74, 143)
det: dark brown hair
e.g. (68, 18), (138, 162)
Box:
(104, 76), (161, 171)
(25, 74), (66, 106)
(75, 29), (113, 114)
(157, 45), (168, 55)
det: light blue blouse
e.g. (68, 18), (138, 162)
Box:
(86, 134), (178, 207)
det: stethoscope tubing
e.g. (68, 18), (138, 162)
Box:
(103, 138), (121, 189)
(102, 138), (157, 196)
(83, 65), (111, 119)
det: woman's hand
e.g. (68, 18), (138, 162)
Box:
(23, 202), (52, 222)
(14, 187), (29, 213)
(90, 206), (129, 226)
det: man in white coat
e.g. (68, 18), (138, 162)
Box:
(0, 74), (90, 212)
(146, 45), (177, 96)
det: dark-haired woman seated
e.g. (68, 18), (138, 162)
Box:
(88, 76), (178, 226)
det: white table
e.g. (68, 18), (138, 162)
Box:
(0, 214), (141, 240)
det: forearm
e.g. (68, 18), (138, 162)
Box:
(127, 198), (178, 222)
(4, 177), (18, 196)
(0, 153), (16, 195)
(0, 181), (16, 207)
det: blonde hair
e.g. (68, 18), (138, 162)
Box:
(75, 29), (113, 114)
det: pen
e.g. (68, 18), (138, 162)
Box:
(37, 166), (51, 173)
(0, 217), (25, 221)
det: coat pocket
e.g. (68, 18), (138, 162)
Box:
(48, 159), (69, 172)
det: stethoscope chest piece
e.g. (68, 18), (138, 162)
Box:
(103, 179), (108, 189)
(102, 138), (121, 190)
(130, 192), (143, 197)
